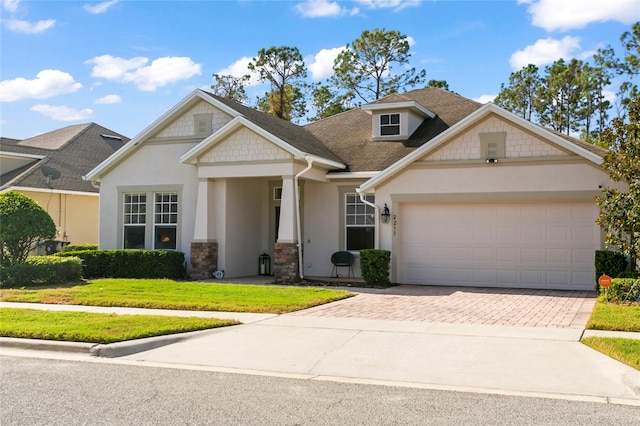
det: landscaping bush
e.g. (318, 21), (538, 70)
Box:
(54, 249), (186, 279)
(595, 250), (628, 290)
(0, 256), (82, 288)
(359, 249), (391, 287)
(61, 244), (98, 252)
(601, 278), (640, 302)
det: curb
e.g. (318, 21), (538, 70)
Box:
(1, 328), (224, 358)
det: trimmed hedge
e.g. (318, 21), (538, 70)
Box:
(54, 249), (186, 279)
(61, 244), (98, 252)
(0, 256), (82, 288)
(601, 278), (640, 302)
(360, 249), (391, 287)
(595, 250), (628, 291)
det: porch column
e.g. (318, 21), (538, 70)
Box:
(190, 178), (218, 280)
(274, 176), (299, 282)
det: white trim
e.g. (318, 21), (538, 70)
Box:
(326, 171), (379, 180)
(358, 103), (604, 193)
(0, 151), (46, 160)
(84, 90), (240, 182)
(361, 100), (436, 118)
(1, 186), (99, 197)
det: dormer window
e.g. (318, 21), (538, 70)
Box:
(380, 114), (400, 136)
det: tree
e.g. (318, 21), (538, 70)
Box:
(211, 74), (250, 104)
(309, 84), (353, 121)
(494, 64), (541, 121)
(596, 98), (640, 271)
(248, 46), (307, 120)
(615, 22), (640, 118)
(425, 80), (450, 91)
(331, 28), (427, 103)
(0, 191), (56, 266)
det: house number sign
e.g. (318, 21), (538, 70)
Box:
(392, 214), (397, 236)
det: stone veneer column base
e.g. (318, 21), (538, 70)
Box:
(190, 241), (218, 281)
(274, 242), (300, 283)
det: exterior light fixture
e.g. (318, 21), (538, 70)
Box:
(381, 203), (391, 223)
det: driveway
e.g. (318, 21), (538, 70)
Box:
(293, 285), (597, 329)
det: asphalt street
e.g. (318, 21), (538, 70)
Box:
(2, 355), (639, 425)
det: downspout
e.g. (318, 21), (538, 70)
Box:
(294, 156), (314, 280)
(356, 188), (380, 249)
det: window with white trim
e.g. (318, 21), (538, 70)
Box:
(122, 191), (179, 250)
(154, 192), (178, 250)
(123, 193), (146, 249)
(345, 193), (375, 251)
(380, 113), (400, 136)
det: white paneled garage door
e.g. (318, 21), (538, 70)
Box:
(398, 201), (599, 290)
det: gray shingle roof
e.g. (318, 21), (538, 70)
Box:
(304, 88), (483, 171)
(1, 123), (129, 193)
(202, 91), (344, 165)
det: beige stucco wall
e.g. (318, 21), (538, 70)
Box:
(97, 142), (199, 256)
(17, 190), (99, 246)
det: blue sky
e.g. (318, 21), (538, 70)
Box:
(1, 0), (639, 140)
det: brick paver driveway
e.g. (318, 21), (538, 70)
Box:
(294, 285), (597, 329)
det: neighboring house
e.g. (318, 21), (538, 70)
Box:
(85, 88), (621, 290)
(1, 123), (129, 250)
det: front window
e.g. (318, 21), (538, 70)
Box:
(345, 193), (375, 251)
(380, 113), (400, 136)
(123, 193), (146, 249)
(154, 192), (178, 250)
(122, 191), (178, 250)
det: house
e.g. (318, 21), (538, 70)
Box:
(1, 123), (129, 251)
(85, 88), (620, 290)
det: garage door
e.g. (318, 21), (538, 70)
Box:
(398, 201), (599, 290)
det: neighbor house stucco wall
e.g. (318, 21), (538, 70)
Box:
(22, 190), (99, 245)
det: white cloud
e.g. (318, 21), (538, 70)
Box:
(84, 0), (119, 14)
(31, 104), (93, 121)
(216, 56), (262, 86)
(355, 0), (422, 12)
(522, 0), (640, 32)
(5, 18), (55, 34)
(510, 36), (581, 69)
(0, 70), (82, 102)
(87, 55), (202, 91)
(406, 36), (416, 47)
(94, 94), (121, 104)
(308, 46), (345, 80)
(474, 94), (497, 104)
(2, 0), (20, 13)
(295, 0), (342, 17)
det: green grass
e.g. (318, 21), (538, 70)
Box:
(0, 308), (239, 344)
(585, 299), (640, 332)
(0, 278), (353, 314)
(581, 337), (640, 371)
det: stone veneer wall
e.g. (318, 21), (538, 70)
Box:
(274, 242), (299, 283)
(190, 241), (218, 280)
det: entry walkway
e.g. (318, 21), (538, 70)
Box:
(293, 285), (597, 329)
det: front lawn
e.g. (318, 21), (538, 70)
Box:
(0, 278), (353, 314)
(582, 298), (640, 371)
(0, 308), (238, 344)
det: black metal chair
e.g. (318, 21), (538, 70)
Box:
(330, 251), (354, 278)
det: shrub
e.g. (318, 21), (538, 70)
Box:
(594, 250), (628, 290)
(0, 191), (56, 266)
(54, 249), (185, 279)
(359, 249), (391, 287)
(61, 244), (98, 252)
(601, 278), (640, 302)
(0, 256), (82, 288)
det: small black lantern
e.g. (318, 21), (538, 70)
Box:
(381, 203), (391, 224)
(259, 252), (271, 276)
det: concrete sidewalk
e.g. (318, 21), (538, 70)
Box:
(2, 301), (640, 405)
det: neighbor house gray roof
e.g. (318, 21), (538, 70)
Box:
(202, 91), (344, 165)
(304, 88), (484, 172)
(1, 123), (129, 193)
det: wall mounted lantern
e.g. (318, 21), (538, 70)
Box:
(381, 204), (391, 224)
